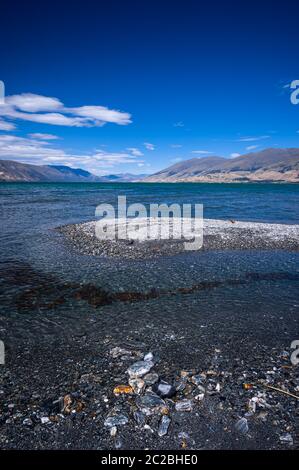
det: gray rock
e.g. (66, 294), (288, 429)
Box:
(136, 393), (167, 415)
(133, 410), (146, 425)
(235, 417), (249, 434)
(104, 414), (128, 428)
(127, 361), (154, 378)
(158, 415), (171, 437)
(144, 352), (154, 362)
(144, 372), (159, 385)
(153, 381), (176, 398)
(22, 418), (33, 427)
(279, 433), (293, 445)
(175, 399), (193, 412)
(191, 374), (205, 386)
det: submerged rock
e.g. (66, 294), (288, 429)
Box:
(158, 415), (171, 437)
(127, 361), (154, 378)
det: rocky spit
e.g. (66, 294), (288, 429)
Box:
(58, 218), (299, 259)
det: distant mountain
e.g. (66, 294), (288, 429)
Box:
(0, 160), (104, 182)
(0, 160), (149, 183)
(101, 173), (148, 182)
(143, 148), (299, 183)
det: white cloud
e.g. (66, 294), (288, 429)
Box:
(245, 145), (259, 151)
(0, 134), (143, 175)
(126, 147), (144, 157)
(191, 150), (212, 154)
(28, 133), (59, 140)
(230, 153), (241, 158)
(235, 135), (270, 142)
(7, 93), (62, 112)
(173, 121), (184, 127)
(0, 119), (16, 131)
(0, 93), (132, 128)
(72, 105), (131, 125)
(144, 142), (155, 151)
(170, 144), (182, 148)
(170, 157), (183, 163)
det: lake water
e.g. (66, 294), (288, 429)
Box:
(0, 182), (298, 331)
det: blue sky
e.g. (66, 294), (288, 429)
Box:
(0, 0), (298, 175)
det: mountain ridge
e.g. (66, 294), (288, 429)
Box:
(143, 148), (299, 183)
(0, 160), (147, 182)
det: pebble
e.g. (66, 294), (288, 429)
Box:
(113, 385), (134, 396)
(133, 410), (146, 425)
(194, 393), (205, 401)
(158, 415), (171, 437)
(144, 372), (159, 385)
(22, 418), (33, 427)
(136, 393), (167, 415)
(153, 381), (176, 398)
(175, 399), (193, 412)
(129, 378), (145, 394)
(41, 417), (51, 424)
(191, 375), (205, 386)
(110, 426), (117, 437)
(127, 361), (154, 378)
(279, 433), (293, 445)
(235, 417), (249, 434)
(110, 347), (132, 358)
(104, 414), (129, 428)
(144, 352), (154, 362)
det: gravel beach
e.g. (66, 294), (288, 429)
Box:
(58, 218), (299, 259)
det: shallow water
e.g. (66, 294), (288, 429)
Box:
(0, 182), (298, 324)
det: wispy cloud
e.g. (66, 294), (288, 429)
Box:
(144, 142), (155, 151)
(0, 93), (132, 129)
(191, 150), (212, 154)
(245, 145), (259, 151)
(28, 133), (59, 140)
(235, 135), (270, 142)
(173, 121), (184, 127)
(126, 147), (143, 157)
(170, 144), (182, 148)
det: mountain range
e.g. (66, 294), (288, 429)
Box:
(0, 148), (298, 183)
(0, 160), (146, 183)
(143, 148), (299, 183)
